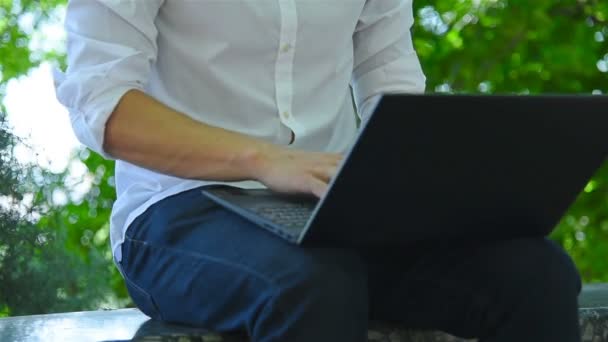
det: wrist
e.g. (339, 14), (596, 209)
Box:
(237, 140), (277, 182)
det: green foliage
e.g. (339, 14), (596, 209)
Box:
(0, 209), (110, 317)
(1, 110), (114, 316)
(0, 111), (19, 199)
(552, 164), (608, 282)
(30, 149), (127, 301)
(0, 0), (65, 84)
(0, 0), (607, 317)
(413, 0), (607, 93)
(0, 0), (124, 316)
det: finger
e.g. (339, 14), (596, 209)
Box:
(328, 156), (342, 166)
(310, 151), (342, 162)
(325, 153), (343, 161)
(313, 154), (342, 167)
(308, 176), (328, 198)
(311, 164), (337, 183)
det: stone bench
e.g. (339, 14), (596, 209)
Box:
(1, 283), (607, 342)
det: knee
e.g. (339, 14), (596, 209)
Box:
(511, 238), (582, 296)
(252, 250), (368, 341)
(281, 250), (368, 307)
(537, 239), (580, 294)
(476, 239), (582, 341)
(264, 249), (369, 322)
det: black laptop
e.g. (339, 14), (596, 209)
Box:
(202, 94), (608, 247)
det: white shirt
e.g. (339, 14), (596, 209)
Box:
(54, 0), (426, 263)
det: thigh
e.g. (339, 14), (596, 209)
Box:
(366, 237), (580, 339)
(119, 186), (367, 329)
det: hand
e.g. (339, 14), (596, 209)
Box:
(253, 146), (343, 198)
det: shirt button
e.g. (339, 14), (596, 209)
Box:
(281, 43), (292, 53)
(282, 111), (291, 119)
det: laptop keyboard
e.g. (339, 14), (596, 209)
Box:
(253, 203), (312, 231)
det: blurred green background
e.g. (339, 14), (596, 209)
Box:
(0, 0), (607, 317)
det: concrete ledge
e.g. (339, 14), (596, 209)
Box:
(1, 284), (606, 342)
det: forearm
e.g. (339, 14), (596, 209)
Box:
(104, 89), (273, 182)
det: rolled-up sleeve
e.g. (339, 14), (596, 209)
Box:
(352, 0), (426, 122)
(53, 0), (164, 159)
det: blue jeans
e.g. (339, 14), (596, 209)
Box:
(118, 186), (582, 342)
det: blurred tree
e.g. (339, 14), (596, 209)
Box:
(0, 0), (117, 316)
(1, 107), (112, 316)
(0, 0), (607, 316)
(414, 0), (607, 93)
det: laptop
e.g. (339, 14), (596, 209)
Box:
(202, 94), (608, 247)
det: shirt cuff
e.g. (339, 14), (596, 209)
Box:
(55, 67), (139, 160)
(352, 53), (426, 121)
(357, 94), (383, 124)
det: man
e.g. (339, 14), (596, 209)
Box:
(55, 1), (581, 341)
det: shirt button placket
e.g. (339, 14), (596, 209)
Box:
(275, 0), (303, 142)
